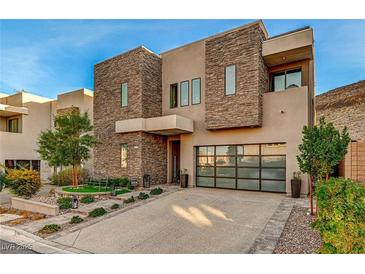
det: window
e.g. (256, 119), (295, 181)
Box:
(8, 118), (19, 133)
(121, 83), (128, 107)
(120, 144), (128, 168)
(170, 84), (178, 108)
(192, 78), (201, 105)
(225, 65), (236, 95)
(180, 81), (189, 106)
(5, 159), (40, 171)
(271, 69), (302, 92)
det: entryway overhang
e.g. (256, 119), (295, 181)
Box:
(0, 104), (29, 117)
(115, 114), (194, 136)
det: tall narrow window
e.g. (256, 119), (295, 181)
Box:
(170, 83), (178, 108)
(120, 144), (128, 168)
(180, 81), (189, 106)
(121, 82), (128, 107)
(225, 65), (236, 95)
(8, 118), (19, 133)
(192, 78), (201, 105)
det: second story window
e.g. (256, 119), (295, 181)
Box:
(192, 78), (201, 105)
(170, 83), (178, 108)
(8, 118), (19, 133)
(121, 82), (128, 107)
(225, 65), (236, 95)
(180, 80), (189, 107)
(271, 68), (302, 92)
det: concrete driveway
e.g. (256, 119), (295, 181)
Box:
(53, 188), (284, 253)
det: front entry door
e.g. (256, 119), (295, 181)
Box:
(171, 141), (180, 183)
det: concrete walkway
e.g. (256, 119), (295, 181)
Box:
(52, 188), (284, 253)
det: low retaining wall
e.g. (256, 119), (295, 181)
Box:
(11, 197), (59, 216)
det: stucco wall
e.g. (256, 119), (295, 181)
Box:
(171, 87), (309, 194)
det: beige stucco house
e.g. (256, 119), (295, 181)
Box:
(0, 88), (93, 180)
(93, 20), (315, 195)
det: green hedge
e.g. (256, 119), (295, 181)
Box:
(313, 178), (365, 253)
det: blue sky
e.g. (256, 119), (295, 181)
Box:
(0, 19), (364, 98)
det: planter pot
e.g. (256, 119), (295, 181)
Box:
(291, 179), (301, 198)
(180, 174), (189, 188)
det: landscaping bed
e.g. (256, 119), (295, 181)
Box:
(274, 206), (322, 254)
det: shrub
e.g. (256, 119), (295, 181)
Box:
(111, 203), (120, 209)
(38, 224), (61, 234)
(50, 167), (89, 186)
(6, 168), (41, 198)
(80, 195), (94, 204)
(109, 177), (129, 187)
(127, 181), (134, 190)
(89, 207), (107, 217)
(150, 187), (163, 195)
(57, 197), (72, 209)
(70, 216), (84, 224)
(138, 192), (149, 200)
(124, 196), (135, 204)
(313, 178), (365, 254)
(0, 171), (8, 192)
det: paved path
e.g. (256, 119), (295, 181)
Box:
(52, 188), (284, 253)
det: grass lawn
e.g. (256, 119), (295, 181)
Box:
(62, 186), (130, 194)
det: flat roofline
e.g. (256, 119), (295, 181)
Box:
(95, 45), (160, 67)
(266, 26), (312, 41)
(160, 20), (268, 56)
(57, 88), (94, 97)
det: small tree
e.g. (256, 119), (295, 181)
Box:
(38, 112), (98, 187)
(297, 116), (350, 214)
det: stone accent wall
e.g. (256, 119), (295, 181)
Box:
(205, 22), (268, 130)
(93, 47), (166, 184)
(316, 80), (365, 141)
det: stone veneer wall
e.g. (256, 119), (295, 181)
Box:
(205, 22), (268, 130)
(317, 80), (365, 183)
(93, 47), (166, 184)
(316, 80), (365, 141)
(56, 106), (80, 116)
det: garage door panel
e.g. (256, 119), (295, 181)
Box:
(216, 178), (236, 189)
(237, 179), (260, 190)
(196, 177), (214, 187)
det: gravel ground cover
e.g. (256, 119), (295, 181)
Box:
(274, 206), (322, 254)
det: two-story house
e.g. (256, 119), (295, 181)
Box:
(0, 88), (94, 180)
(93, 20), (315, 195)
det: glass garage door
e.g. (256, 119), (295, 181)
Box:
(196, 143), (286, 193)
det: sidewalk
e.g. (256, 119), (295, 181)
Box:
(0, 224), (88, 254)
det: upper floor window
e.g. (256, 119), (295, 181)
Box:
(8, 118), (19, 133)
(271, 68), (302, 92)
(180, 81), (189, 107)
(170, 83), (178, 108)
(192, 78), (201, 105)
(120, 143), (128, 168)
(225, 65), (236, 95)
(121, 82), (128, 107)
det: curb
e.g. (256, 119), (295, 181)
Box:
(0, 224), (90, 254)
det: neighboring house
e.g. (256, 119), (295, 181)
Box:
(93, 20), (315, 195)
(316, 80), (365, 183)
(0, 88), (93, 180)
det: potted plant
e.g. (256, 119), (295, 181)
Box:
(179, 169), (189, 188)
(291, 171), (302, 198)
